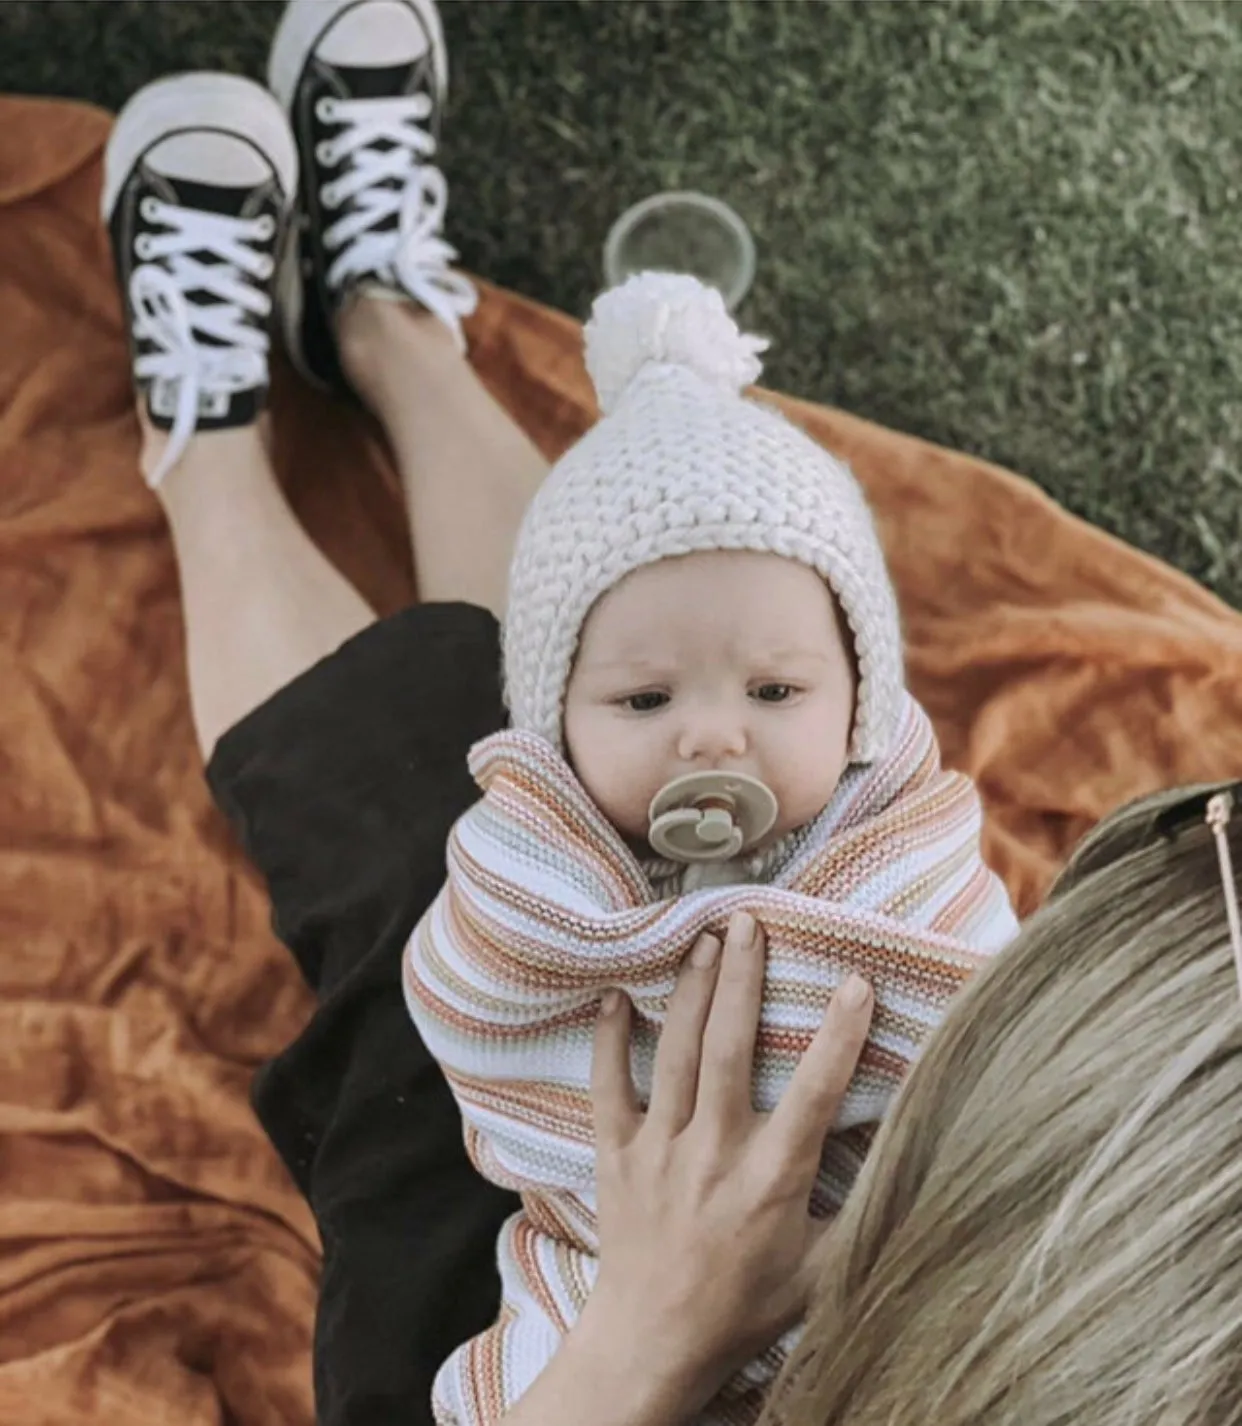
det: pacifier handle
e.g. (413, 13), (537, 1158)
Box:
(647, 771), (779, 864)
(694, 804), (742, 847)
(650, 804), (746, 860)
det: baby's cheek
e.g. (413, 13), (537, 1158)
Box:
(597, 765), (655, 841)
(773, 718), (848, 823)
(569, 722), (650, 838)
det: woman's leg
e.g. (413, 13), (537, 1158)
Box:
(153, 295), (549, 760)
(109, 1), (554, 1416)
(194, 314), (543, 1418)
(338, 295), (549, 619)
(102, 66), (374, 765)
(148, 419), (376, 761)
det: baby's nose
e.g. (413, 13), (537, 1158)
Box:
(677, 715), (748, 763)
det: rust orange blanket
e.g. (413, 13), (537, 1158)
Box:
(2, 95), (1241, 1424)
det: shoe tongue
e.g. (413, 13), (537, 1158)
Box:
(158, 174), (261, 220)
(142, 175), (267, 347)
(327, 57), (437, 240)
(317, 55), (439, 261)
(332, 60), (422, 101)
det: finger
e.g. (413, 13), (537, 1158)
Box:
(695, 911), (767, 1119)
(591, 989), (641, 1148)
(646, 931), (723, 1134)
(770, 973), (874, 1168)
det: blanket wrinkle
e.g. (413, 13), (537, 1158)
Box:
(3, 92), (1242, 1425)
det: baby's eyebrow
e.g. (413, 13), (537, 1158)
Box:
(753, 647), (831, 665)
(582, 658), (670, 677)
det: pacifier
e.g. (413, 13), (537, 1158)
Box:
(647, 771), (779, 863)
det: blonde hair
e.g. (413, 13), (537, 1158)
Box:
(763, 785), (1242, 1426)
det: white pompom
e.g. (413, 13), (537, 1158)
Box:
(584, 272), (769, 415)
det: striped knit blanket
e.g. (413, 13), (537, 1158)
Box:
(404, 692), (1018, 1425)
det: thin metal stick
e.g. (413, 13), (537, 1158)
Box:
(1205, 791), (1242, 998)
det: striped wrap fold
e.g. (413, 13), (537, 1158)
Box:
(404, 692), (1018, 1424)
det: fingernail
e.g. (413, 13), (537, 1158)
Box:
(599, 988), (623, 1016)
(690, 933), (722, 969)
(731, 911), (756, 945)
(838, 973), (872, 1010)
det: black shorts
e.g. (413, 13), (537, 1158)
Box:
(206, 603), (520, 1426)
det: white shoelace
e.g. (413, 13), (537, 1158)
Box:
(129, 198), (275, 488)
(315, 93), (477, 343)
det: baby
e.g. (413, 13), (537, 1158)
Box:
(404, 273), (1019, 1425)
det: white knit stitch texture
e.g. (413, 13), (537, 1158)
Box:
(502, 273), (904, 762)
(584, 270), (768, 414)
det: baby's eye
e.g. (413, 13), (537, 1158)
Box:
(623, 691), (670, 713)
(752, 683), (796, 704)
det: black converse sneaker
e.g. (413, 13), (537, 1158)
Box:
(102, 73), (298, 488)
(268, 0), (476, 394)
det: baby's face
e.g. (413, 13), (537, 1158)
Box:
(563, 550), (857, 850)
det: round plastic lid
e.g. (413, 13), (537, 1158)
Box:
(603, 191), (756, 312)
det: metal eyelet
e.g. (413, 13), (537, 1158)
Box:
(254, 214), (276, 239)
(135, 235), (154, 258)
(140, 196), (162, 222)
(316, 96), (337, 123)
(316, 140), (336, 166)
(319, 182), (338, 208)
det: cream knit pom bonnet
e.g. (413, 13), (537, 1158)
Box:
(502, 272), (904, 764)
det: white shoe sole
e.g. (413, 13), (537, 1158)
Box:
(101, 72), (299, 222)
(267, 0), (448, 111)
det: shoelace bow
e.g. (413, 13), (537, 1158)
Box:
(316, 92), (477, 343)
(130, 198), (274, 488)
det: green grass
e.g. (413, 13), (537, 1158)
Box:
(3, 0), (1240, 605)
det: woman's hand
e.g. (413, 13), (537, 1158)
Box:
(517, 910), (873, 1426)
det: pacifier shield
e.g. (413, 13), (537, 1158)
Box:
(647, 770), (779, 863)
